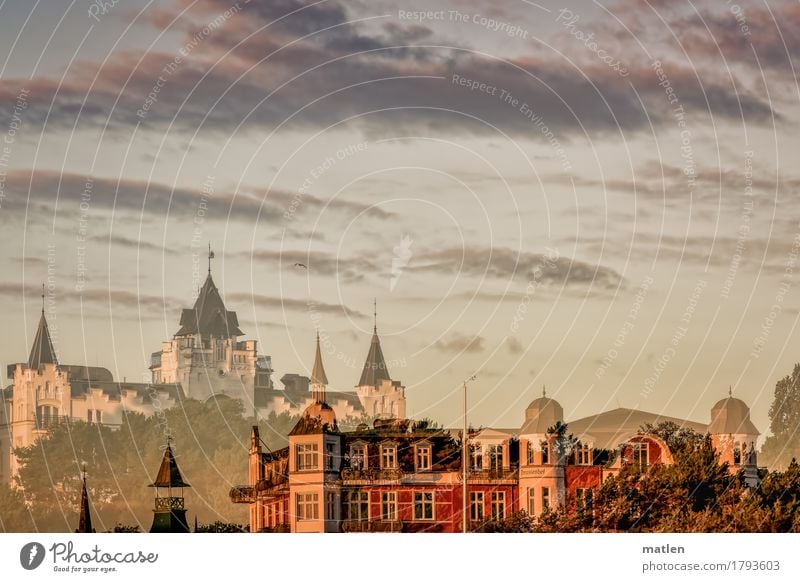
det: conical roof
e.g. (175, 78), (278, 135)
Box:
(175, 273), (243, 337)
(28, 311), (58, 368)
(358, 327), (391, 387)
(77, 474), (93, 533)
(311, 332), (328, 386)
(149, 444), (191, 488)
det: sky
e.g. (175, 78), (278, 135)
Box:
(0, 0), (799, 436)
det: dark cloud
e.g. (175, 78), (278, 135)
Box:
(434, 333), (486, 353)
(410, 246), (625, 290)
(0, 0), (779, 141)
(226, 292), (364, 318)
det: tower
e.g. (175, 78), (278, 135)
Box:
(354, 301), (406, 419)
(709, 388), (760, 486)
(149, 439), (191, 533)
(76, 465), (94, 533)
(149, 246), (272, 403)
(2, 295), (71, 483)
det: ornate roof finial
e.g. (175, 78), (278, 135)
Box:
(729, 385), (732, 397)
(208, 242), (215, 275)
(542, 385), (547, 398)
(41, 283), (45, 314)
(373, 298), (377, 332)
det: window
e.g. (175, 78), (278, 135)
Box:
(345, 490), (369, 521)
(296, 493), (319, 520)
(733, 443), (741, 465)
(380, 444), (397, 469)
(491, 491), (505, 521)
(541, 441), (550, 465)
(470, 491), (484, 522)
(470, 445), (483, 470)
(415, 445), (431, 471)
(325, 492), (336, 520)
(95, 410), (102, 424)
(576, 488), (592, 511)
(325, 442), (336, 471)
(576, 443), (591, 465)
(527, 488), (535, 515)
(87, 410), (93, 423)
(542, 487), (551, 510)
(296, 443), (319, 471)
(526, 442), (535, 465)
(413, 491), (434, 520)
(488, 444), (504, 472)
(350, 444), (367, 470)
(632, 442), (648, 469)
(381, 492), (397, 521)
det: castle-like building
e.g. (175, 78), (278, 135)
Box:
(0, 256), (408, 485)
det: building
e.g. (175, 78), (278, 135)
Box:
(253, 308), (407, 423)
(149, 262), (273, 406)
(0, 305), (184, 485)
(232, 380), (760, 532)
(149, 439), (192, 533)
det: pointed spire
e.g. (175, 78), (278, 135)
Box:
(358, 304), (391, 387)
(175, 258), (243, 338)
(150, 440), (191, 489)
(729, 385), (733, 397)
(28, 296), (58, 369)
(77, 464), (93, 533)
(310, 331), (328, 402)
(373, 298), (377, 332)
(542, 385), (547, 398)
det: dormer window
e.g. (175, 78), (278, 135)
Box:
(576, 442), (591, 465)
(380, 444), (397, 469)
(470, 445), (483, 470)
(415, 444), (432, 471)
(350, 444), (367, 470)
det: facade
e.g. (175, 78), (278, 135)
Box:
(0, 308), (183, 485)
(253, 313), (407, 423)
(2, 256), (407, 486)
(232, 382), (761, 533)
(149, 269), (273, 405)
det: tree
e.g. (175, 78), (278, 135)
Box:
(761, 363), (800, 469)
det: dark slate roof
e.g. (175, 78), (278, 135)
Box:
(61, 365), (114, 383)
(149, 444), (191, 488)
(28, 311), (58, 368)
(175, 273), (243, 337)
(77, 476), (93, 533)
(358, 327), (391, 387)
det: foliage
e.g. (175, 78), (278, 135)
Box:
(3, 398), (300, 532)
(761, 363), (800, 469)
(195, 520), (247, 533)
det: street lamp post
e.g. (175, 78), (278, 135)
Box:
(462, 375), (476, 534)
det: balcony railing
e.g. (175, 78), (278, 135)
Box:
(229, 486), (255, 503)
(341, 468), (403, 482)
(154, 496), (185, 511)
(465, 468), (519, 481)
(34, 415), (71, 430)
(341, 520), (403, 533)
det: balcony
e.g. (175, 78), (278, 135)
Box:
(154, 496), (185, 511)
(34, 415), (71, 431)
(149, 352), (162, 368)
(229, 486), (255, 504)
(465, 468), (519, 483)
(341, 520), (403, 533)
(341, 468), (402, 483)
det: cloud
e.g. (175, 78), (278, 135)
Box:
(0, 0), (780, 141)
(410, 245), (625, 289)
(434, 333), (486, 353)
(226, 292), (364, 318)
